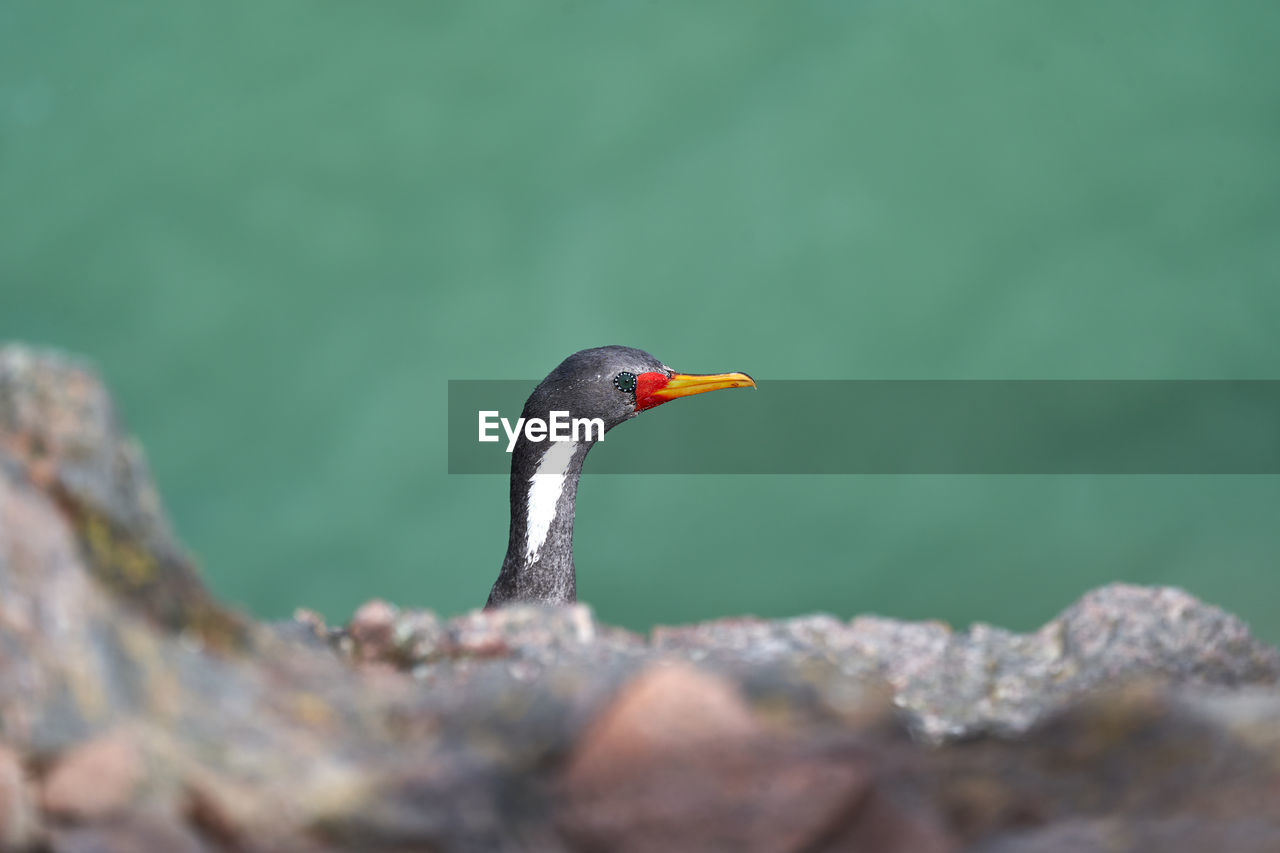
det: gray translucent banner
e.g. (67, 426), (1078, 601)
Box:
(448, 380), (1280, 474)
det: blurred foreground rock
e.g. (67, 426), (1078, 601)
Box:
(1, 344), (1279, 852)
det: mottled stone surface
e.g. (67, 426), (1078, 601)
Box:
(333, 584), (1279, 743)
(972, 818), (1280, 853)
(0, 745), (36, 850)
(2, 343), (1280, 852)
(846, 582), (1280, 741)
(40, 732), (146, 821)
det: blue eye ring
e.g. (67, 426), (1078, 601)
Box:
(613, 372), (637, 393)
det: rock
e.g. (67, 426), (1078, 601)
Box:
(347, 599), (400, 664)
(972, 817), (1280, 853)
(0, 745), (37, 849)
(0, 345), (248, 651)
(41, 732), (146, 821)
(845, 584), (1280, 742)
(2, 342), (1280, 851)
(49, 811), (208, 853)
(564, 662), (763, 780)
(329, 601), (647, 687)
(919, 681), (1280, 844)
(560, 661), (838, 852)
(560, 662), (953, 853)
(266, 608), (337, 653)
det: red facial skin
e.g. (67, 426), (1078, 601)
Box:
(633, 372), (671, 412)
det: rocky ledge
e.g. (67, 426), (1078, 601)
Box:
(1, 343), (1278, 853)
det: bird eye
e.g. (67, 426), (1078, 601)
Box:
(613, 372), (637, 393)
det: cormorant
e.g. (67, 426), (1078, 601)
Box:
(486, 346), (754, 606)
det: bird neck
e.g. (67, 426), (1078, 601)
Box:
(488, 437), (591, 606)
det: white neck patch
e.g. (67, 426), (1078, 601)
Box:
(523, 441), (579, 562)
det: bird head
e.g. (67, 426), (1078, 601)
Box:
(522, 345), (756, 435)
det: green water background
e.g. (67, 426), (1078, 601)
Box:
(4, 1), (1278, 639)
